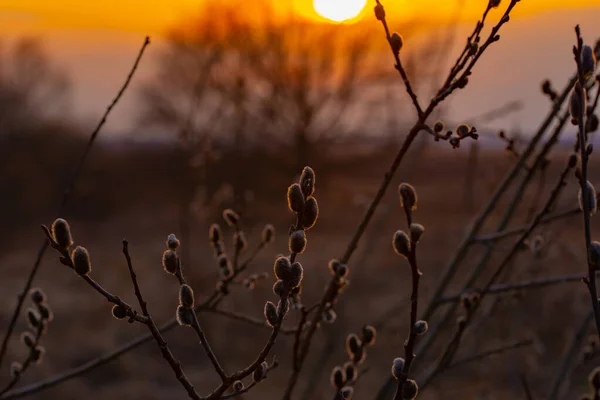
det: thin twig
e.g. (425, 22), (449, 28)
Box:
(412, 107), (572, 377)
(472, 208), (581, 243)
(446, 339), (533, 370)
(436, 273), (585, 305)
(573, 26), (600, 338)
(0, 241), (267, 400)
(190, 313), (228, 382)
(393, 203), (422, 400)
(0, 36), (151, 369)
(122, 241), (202, 400)
(289, 1), (522, 397)
(375, 0), (423, 119)
(548, 311), (594, 400)
(0, 320), (46, 395)
(204, 308), (297, 335)
(419, 154), (577, 389)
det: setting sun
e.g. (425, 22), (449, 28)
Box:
(312, 0), (367, 22)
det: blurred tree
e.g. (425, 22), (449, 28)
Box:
(137, 1), (398, 219)
(0, 37), (70, 137)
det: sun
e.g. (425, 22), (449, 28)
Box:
(312, 0), (367, 23)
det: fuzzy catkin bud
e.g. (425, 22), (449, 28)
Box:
(37, 303), (53, 322)
(328, 259), (340, 276)
(336, 264), (349, 279)
(390, 33), (403, 55)
(233, 380), (244, 392)
(72, 246), (91, 276)
(402, 379), (419, 399)
(393, 231), (411, 258)
(21, 332), (35, 348)
(352, 346), (366, 364)
(323, 308), (337, 324)
(414, 320), (428, 335)
(289, 262), (304, 288)
(287, 183), (305, 213)
(10, 362), (22, 378)
(176, 305), (194, 326)
(274, 256), (291, 280)
(362, 325), (377, 346)
(582, 45), (597, 83)
(299, 166), (316, 198)
(264, 301), (278, 327)
(26, 308), (40, 330)
(409, 223), (424, 243)
(222, 209), (240, 227)
(30, 288), (46, 305)
(391, 357), (405, 379)
(51, 218), (73, 249)
(578, 181), (598, 216)
(330, 366), (346, 389)
(570, 83), (587, 123)
(253, 361), (268, 382)
(346, 334), (361, 357)
(344, 361), (357, 382)
(398, 183), (417, 211)
(488, 0), (501, 8)
(162, 250), (179, 275)
(589, 241), (600, 269)
(374, 3), (385, 20)
(456, 124), (471, 138)
(289, 230), (307, 254)
(589, 367), (600, 390)
(166, 234), (180, 250)
(302, 197), (319, 230)
(112, 304), (127, 320)
(273, 280), (286, 297)
(209, 224), (222, 243)
(179, 284), (195, 309)
(434, 121), (445, 133)
(261, 224), (275, 244)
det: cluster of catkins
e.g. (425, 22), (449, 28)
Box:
(433, 121), (479, 149)
(10, 288), (52, 379)
(390, 183), (427, 400)
(569, 43), (598, 126)
(329, 325), (377, 399)
(47, 218), (91, 276)
(207, 209), (275, 294)
(159, 233), (198, 326)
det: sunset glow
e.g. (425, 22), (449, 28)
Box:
(1, 0), (598, 36)
(312, 0), (367, 23)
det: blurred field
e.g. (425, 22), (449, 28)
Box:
(1, 132), (599, 399)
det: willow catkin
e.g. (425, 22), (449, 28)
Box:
(299, 166), (316, 198)
(393, 231), (411, 258)
(287, 183), (305, 213)
(72, 246), (91, 276)
(51, 218), (73, 249)
(578, 180), (598, 216)
(398, 183), (418, 211)
(391, 357), (405, 379)
(179, 284), (195, 309)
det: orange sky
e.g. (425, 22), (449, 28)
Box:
(1, 0), (600, 35)
(0, 1), (599, 137)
